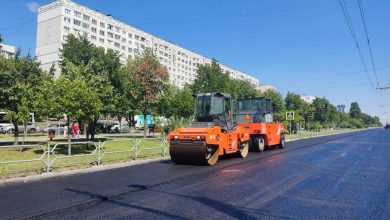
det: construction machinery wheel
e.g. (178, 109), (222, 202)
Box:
(238, 141), (249, 158)
(278, 133), (285, 149)
(252, 137), (265, 152)
(169, 142), (219, 165)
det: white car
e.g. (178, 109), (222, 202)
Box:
(110, 124), (130, 133)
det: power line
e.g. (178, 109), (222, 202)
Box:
(357, 0), (386, 111)
(338, 0), (384, 112)
(358, 0), (380, 87)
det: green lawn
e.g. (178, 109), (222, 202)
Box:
(285, 129), (355, 140)
(0, 137), (168, 179)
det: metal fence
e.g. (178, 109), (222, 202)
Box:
(0, 137), (169, 176)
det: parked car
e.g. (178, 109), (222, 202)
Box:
(0, 124), (37, 134)
(41, 124), (66, 133)
(110, 124), (130, 133)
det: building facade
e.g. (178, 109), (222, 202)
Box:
(337, 104), (346, 113)
(0, 43), (16, 58)
(258, 84), (276, 93)
(300, 94), (316, 104)
(36, 0), (259, 88)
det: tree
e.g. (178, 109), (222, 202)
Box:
(259, 89), (285, 121)
(349, 102), (362, 119)
(127, 48), (169, 137)
(191, 60), (259, 99)
(191, 60), (230, 94)
(50, 76), (102, 155)
(0, 51), (51, 145)
(60, 35), (122, 140)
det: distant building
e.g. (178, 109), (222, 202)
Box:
(0, 43), (16, 58)
(258, 84), (276, 93)
(337, 104), (346, 113)
(300, 94), (316, 104)
(35, 0), (260, 88)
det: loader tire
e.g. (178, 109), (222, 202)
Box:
(252, 137), (265, 152)
(278, 133), (285, 149)
(238, 141), (249, 158)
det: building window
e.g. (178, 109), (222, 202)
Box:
(99, 30), (105, 36)
(115, 34), (120, 40)
(115, 27), (120, 32)
(74, 11), (81, 18)
(82, 23), (89, 29)
(91, 35), (97, 41)
(135, 35), (140, 40)
(65, 8), (71, 15)
(141, 37), (146, 42)
(64, 26), (70, 32)
(91, 27), (97, 33)
(82, 32), (88, 37)
(92, 19), (97, 25)
(128, 40), (132, 45)
(99, 38), (104, 43)
(100, 22), (105, 28)
(73, 19), (81, 26)
(73, 28), (80, 34)
(63, 35), (68, 41)
(114, 42), (120, 48)
(108, 24), (113, 30)
(128, 48), (133, 53)
(121, 38), (126, 43)
(108, 32), (113, 38)
(122, 46), (126, 51)
(64, 17), (71, 23)
(128, 33), (132, 38)
(83, 15), (90, 21)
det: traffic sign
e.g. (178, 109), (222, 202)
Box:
(286, 111), (295, 120)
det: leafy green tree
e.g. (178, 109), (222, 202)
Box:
(191, 60), (259, 99)
(191, 60), (230, 94)
(0, 51), (51, 144)
(349, 102), (362, 119)
(60, 35), (122, 140)
(312, 98), (330, 126)
(126, 48), (169, 137)
(259, 89), (285, 121)
(50, 76), (102, 155)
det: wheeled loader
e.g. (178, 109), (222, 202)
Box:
(168, 93), (250, 165)
(235, 97), (285, 152)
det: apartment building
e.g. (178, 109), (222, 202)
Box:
(0, 43), (16, 58)
(36, 0), (260, 88)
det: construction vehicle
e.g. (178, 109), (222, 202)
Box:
(168, 93), (250, 165)
(235, 97), (285, 151)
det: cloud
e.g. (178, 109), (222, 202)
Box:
(26, 2), (40, 13)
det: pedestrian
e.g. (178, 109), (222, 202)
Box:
(64, 124), (68, 138)
(48, 130), (55, 141)
(72, 123), (80, 138)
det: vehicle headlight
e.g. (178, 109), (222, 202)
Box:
(174, 135), (178, 140)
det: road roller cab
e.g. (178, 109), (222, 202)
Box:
(235, 97), (285, 151)
(168, 93), (250, 165)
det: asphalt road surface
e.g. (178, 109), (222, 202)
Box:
(0, 129), (389, 219)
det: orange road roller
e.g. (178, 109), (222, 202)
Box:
(168, 93), (250, 165)
(235, 97), (285, 151)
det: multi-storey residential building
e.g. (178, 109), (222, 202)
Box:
(0, 43), (16, 58)
(36, 0), (259, 88)
(258, 84), (276, 93)
(300, 94), (316, 104)
(337, 104), (346, 113)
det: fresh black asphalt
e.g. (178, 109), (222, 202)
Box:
(0, 129), (389, 219)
